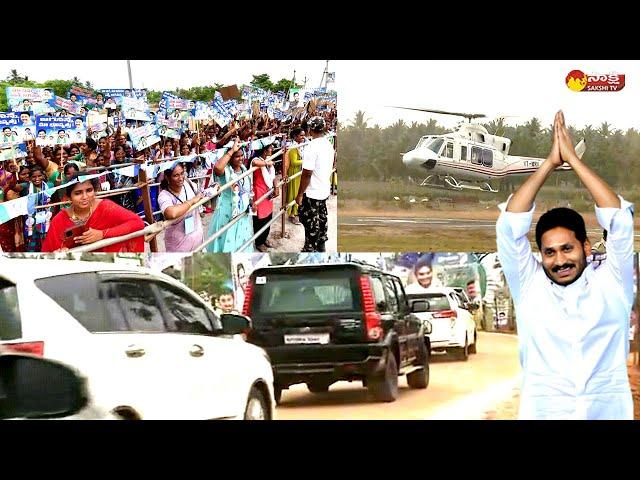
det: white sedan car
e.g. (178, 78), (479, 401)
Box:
(407, 287), (477, 361)
(0, 259), (275, 420)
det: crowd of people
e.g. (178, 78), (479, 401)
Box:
(0, 93), (337, 254)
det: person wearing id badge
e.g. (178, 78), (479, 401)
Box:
(205, 137), (254, 253)
(13, 166), (54, 252)
(158, 163), (219, 252)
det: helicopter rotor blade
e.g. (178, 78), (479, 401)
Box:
(388, 106), (486, 121)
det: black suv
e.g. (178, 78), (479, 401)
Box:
(243, 262), (431, 403)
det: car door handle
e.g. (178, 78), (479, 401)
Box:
(189, 344), (205, 357)
(125, 346), (145, 358)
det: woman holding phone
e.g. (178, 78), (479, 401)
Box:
(41, 175), (145, 252)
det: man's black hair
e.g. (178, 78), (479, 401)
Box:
(85, 136), (97, 150)
(414, 259), (432, 274)
(466, 279), (475, 286)
(535, 207), (587, 249)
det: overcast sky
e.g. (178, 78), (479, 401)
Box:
(0, 60), (332, 93)
(336, 60), (639, 131)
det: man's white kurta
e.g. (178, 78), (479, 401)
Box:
(496, 195), (634, 419)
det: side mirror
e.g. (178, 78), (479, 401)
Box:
(0, 354), (88, 419)
(466, 302), (479, 312)
(220, 313), (251, 335)
(410, 300), (429, 313)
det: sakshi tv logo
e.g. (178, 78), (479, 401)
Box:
(566, 70), (625, 92)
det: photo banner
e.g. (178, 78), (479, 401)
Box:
(6, 87), (55, 114)
(87, 112), (109, 140)
(0, 144), (27, 161)
(52, 96), (83, 115)
(128, 123), (160, 150)
(122, 97), (152, 121)
(156, 116), (182, 140)
(35, 116), (87, 147)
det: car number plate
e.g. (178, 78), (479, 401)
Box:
(284, 333), (330, 345)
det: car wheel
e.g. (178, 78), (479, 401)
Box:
(407, 340), (429, 389)
(244, 387), (269, 420)
(368, 350), (398, 402)
(274, 385), (283, 405)
(307, 380), (331, 393)
(454, 337), (469, 361)
(468, 331), (477, 354)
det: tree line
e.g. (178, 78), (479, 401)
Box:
(0, 69), (300, 111)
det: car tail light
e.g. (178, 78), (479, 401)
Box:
(242, 281), (254, 317)
(432, 310), (457, 319)
(359, 276), (382, 340)
(2, 341), (44, 357)
(432, 310), (457, 327)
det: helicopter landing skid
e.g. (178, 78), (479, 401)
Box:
(419, 176), (498, 193)
(419, 175), (463, 190)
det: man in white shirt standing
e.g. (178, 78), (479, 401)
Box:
(496, 111), (635, 420)
(296, 116), (333, 252)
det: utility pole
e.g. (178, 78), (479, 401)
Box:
(319, 60), (329, 88)
(126, 60), (134, 90)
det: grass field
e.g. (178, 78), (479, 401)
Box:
(338, 180), (640, 251)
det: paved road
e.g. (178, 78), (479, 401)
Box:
(275, 332), (521, 420)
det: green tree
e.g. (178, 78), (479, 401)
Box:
(250, 73), (275, 91)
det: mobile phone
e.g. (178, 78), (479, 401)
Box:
(62, 224), (89, 249)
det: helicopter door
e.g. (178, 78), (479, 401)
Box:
(471, 146), (482, 165)
(442, 142), (454, 159)
(460, 145), (467, 162)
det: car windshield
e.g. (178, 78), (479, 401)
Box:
(256, 273), (356, 314)
(407, 293), (450, 311)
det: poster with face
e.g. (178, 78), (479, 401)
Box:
(67, 85), (99, 108)
(6, 87), (56, 115)
(289, 88), (303, 107)
(35, 116), (86, 147)
(87, 112), (109, 140)
(128, 123), (160, 150)
(122, 97), (152, 122)
(156, 116), (182, 140)
(0, 112), (34, 145)
(52, 96), (84, 116)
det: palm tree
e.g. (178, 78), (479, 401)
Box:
(350, 111), (370, 130)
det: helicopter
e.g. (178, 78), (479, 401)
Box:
(395, 107), (586, 193)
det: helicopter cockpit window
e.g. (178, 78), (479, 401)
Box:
(461, 145), (467, 161)
(482, 149), (493, 167)
(471, 146), (482, 165)
(416, 136), (432, 149)
(443, 143), (453, 158)
(427, 138), (444, 155)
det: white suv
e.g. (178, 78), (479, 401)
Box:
(407, 287), (477, 361)
(0, 258), (275, 420)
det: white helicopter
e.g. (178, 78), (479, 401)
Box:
(396, 107), (586, 193)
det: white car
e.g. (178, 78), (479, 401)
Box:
(407, 287), (477, 361)
(0, 259), (275, 420)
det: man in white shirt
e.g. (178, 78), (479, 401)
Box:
(496, 111), (634, 420)
(295, 116), (334, 252)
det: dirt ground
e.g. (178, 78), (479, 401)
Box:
(150, 194), (337, 253)
(339, 200), (640, 251)
(485, 360), (640, 420)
